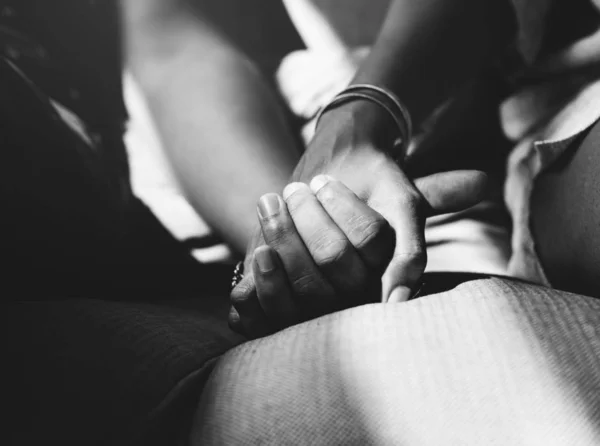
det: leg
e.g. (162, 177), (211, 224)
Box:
(125, 0), (303, 253)
(3, 295), (244, 446)
(531, 118), (600, 296)
(0, 55), (227, 301)
(193, 278), (600, 445)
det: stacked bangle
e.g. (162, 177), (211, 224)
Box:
(314, 83), (413, 159)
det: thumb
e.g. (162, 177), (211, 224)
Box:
(377, 170), (488, 304)
(368, 166), (428, 304)
(414, 170), (488, 216)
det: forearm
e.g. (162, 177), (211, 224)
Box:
(312, 0), (516, 164)
(123, 2), (300, 253)
(354, 0), (515, 125)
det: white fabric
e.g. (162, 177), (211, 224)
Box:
(195, 278), (600, 445)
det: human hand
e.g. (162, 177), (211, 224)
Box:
(290, 101), (489, 302)
(230, 170), (487, 339)
(229, 175), (394, 338)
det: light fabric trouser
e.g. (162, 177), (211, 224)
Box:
(5, 279), (600, 445)
(195, 278), (600, 445)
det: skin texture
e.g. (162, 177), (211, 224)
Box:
(122, 0), (301, 254)
(238, 0), (515, 307)
(125, 0), (514, 304)
(231, 171), (488, 339)
(126, 0), (515, 327)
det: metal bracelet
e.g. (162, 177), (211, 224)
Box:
(314, 84), (413, 157)
(345, 84), (413, 147)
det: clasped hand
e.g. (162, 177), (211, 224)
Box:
(230, 175), (394, 338)
(230, 166), (487, 339)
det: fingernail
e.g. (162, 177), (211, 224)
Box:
(254, 246), (276, 273)
(309, 175), (335, 193)
(388, 287), (412, 303)
(258, 194), (282, 219)
(283, 182), (309, 200)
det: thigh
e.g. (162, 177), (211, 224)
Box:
(3, 296), (244, 446)
(531, 118), (600, 297)
(193, 278), (600, 445)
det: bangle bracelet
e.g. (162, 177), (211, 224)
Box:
(345, 84), (413, 148)
(315, 91), (407, 149)
(314, 84), (413, 157)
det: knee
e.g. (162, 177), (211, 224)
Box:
(190, 303), (399, 445)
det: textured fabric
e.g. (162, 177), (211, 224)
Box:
(1, 5), (245, 442)
(194, 278), (600, 445)
(3, 295), (244, 446)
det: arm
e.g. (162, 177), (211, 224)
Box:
(288, 0), (518, 301)
(230, 170), (487, 339)
(305, 0), (517, 169)
(351, 0), (515, 126)
(238, 0), (519, 304)
(121, 0), (301, 254)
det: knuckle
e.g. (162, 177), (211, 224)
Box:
(369, 189), (425, 222)
(397, 189), (423, 210)
(290, 272), (320, 296)
(391, 248), (427, 278)
(394, 245), (426, 264)
(261, 219), (293, 247)
(308, 236), (352, 268)
(230, 280), (255, 307)
(350, 215), (391, 250)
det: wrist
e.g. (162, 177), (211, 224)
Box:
(293, 98), (404, 184)
(315, 99), (400, 151)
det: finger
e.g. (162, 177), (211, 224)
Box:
(414, 170), (488, 216)
(382, 170), (488, 302)
(310, 175), (394, 275)
(368, 166), (427, 303)
(227, 306), (244, 334)
(253, 245), (299, 330)
(282, 182), (370, 303)
(257, 192), (336, 317)
(243, 225), (266, 274)
(230, 276), (271, 339)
